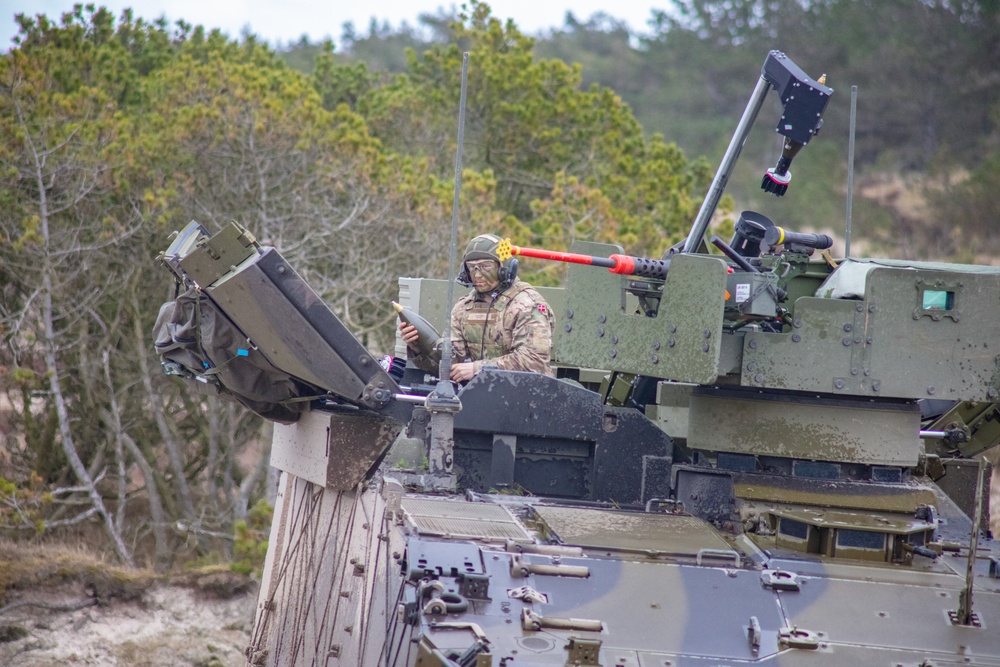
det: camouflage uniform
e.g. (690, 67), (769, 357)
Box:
(408, 279), (555, 377)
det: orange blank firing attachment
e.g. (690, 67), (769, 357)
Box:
(498, 239), (669, 279)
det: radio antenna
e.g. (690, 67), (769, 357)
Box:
(424, 52), (469, 490)
(845, 85), (857, 257)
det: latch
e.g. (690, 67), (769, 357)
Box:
(778, 626), (820, 650)
(761, 569), (801, 591)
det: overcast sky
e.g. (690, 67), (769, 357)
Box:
(4, 1), (671, 49)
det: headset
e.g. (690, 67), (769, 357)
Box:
(456, 234), (518, 289)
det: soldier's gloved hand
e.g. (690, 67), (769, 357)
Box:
(399, 322), (419, 345)
(450, 361), (477, 383)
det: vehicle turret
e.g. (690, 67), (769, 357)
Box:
(154, 50), (1000, 667)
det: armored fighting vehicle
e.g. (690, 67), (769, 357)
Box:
(155, 51), (1000, 666)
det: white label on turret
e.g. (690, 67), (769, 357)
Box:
(736, 283), (750, 303)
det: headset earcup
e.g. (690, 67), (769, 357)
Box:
(457, 263), (472, 287)
(502, 257), (518, 285)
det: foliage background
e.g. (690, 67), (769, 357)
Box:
(0, 0), (997, 567)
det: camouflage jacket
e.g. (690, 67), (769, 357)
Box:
(408, 280), (555, 377)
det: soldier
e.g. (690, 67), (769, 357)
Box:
(400, 233), (555, 382)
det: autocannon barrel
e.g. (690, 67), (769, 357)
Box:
(497, 239), (670, 280)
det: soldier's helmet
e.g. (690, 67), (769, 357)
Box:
(459, 234), (518, 287)
(463, 234), (502, 261)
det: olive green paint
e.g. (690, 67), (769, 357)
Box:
(744, 265), (1000, 401)
(556, 242), (727, 384)
(688, 392), (921, 466)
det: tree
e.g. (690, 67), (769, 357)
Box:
(0, 9), (148, 566)
(0, 6), (273, 568)
(142, 39), (453, 347)
(355, 1), (706, 260)
(535, 13), (645, 99)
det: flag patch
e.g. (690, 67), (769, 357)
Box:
(537, 304), (547, 313)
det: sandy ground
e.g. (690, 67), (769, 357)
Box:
(0, 583), (257, 667)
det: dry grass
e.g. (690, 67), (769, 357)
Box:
(854, 170), (1000, 265)
(0, 540), (157, 608)
(0, 540), (255, 611)
(0, 541), (256, 667)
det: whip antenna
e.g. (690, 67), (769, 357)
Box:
(440, 51), (470, 381)
(423, 52), (469, 490)
(845, 85), (857, 257)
